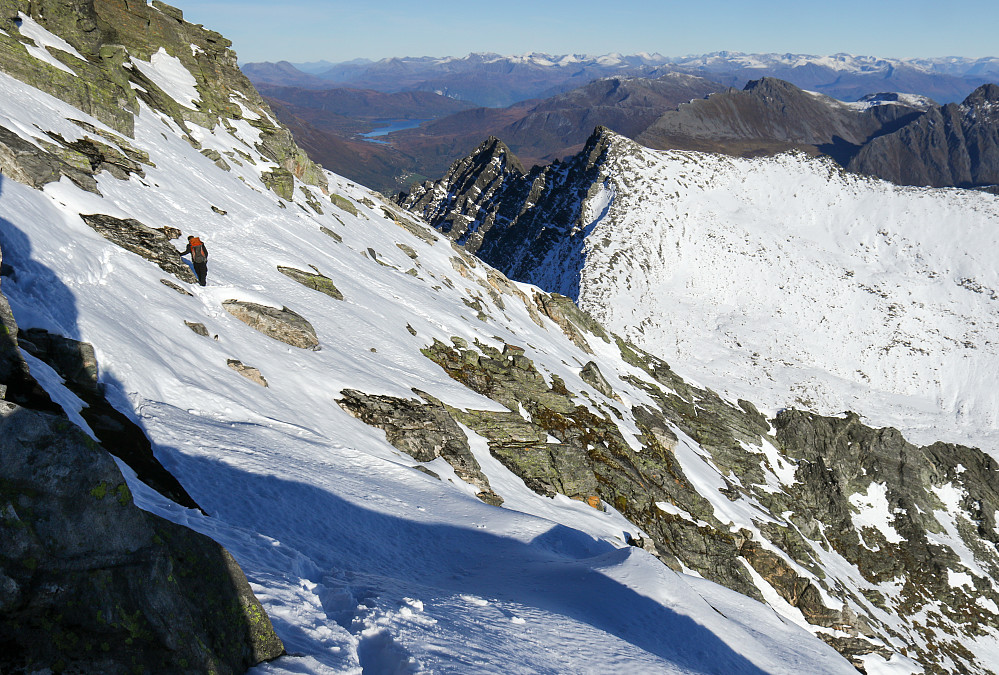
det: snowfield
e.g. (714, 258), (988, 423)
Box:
(0, 57), (861, 675)
(568, 137), (999, 453)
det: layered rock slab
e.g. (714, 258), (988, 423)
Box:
(222, 300), (319, 350)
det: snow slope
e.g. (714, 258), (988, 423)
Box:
(565, 137), (999, 453)
(0, 44), (856, 675)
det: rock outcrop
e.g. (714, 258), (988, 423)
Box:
(398, 128), (614, 299)
(0, 242), (283, 673)
(80, 213), (198, 284)
(277, 265), (344, 300)
(0, 401), (284, 674)
(16, 328), (201, 510)
(0, 0), (326, 194)
(222, 300), (319, 350)
(0, 124), (99, 193)
(337, 388), (503, 506)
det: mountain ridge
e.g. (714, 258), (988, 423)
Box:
(3, 2), (999, 673)
(247, 50), (999, 106)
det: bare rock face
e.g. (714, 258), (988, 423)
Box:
(0, 401), (284, 673)
(80, 213), (198, 284)
(222, 300), (319, 350)
(848, 83), (999, 188)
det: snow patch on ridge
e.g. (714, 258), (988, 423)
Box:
(130, 47), (201, 108)
(849, 482), (904, 546)
(11, 13), (82, 73)
(574, 136), (999, 453)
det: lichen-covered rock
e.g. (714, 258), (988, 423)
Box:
(329, 193), (358, 215)
(0, 257), (283, 673)
(417, 337), (758, 596)
(0, 0), (326, 195)
(16, 328), (200, 511)
(222, 300), (319, 350)
(0, 400), (284, 674)
(319, 226), (342, 243)
(261, 167), (295, 201)
(579, 360), (616, 400)
(80, 213), (198, 283)
(277, 266), (343, 300)
(336, 388), (502, 505)
(43, 130), (146, 180)
(0, 123), (99, 193)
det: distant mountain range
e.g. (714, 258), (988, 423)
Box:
(247, 51), (998, 194)
(261, 73), (725, 193)
(244, 51), (999, 107)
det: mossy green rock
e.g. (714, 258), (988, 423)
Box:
(277, 266), (343, 301)
(0, 0), (326, 195)
(330, 193), (358, 216)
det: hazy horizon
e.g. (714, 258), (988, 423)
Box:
(178, 0), (999, 65)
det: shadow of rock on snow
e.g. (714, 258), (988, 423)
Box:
(172, 450), (779, 675)
(0, 175), (284, 672)
(0, 180), (200, 509)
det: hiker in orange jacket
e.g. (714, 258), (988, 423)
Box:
(181, 235), (208, 286)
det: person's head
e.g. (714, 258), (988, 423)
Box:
(188, 235), (194, 241)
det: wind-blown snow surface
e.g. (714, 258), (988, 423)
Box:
(568, 137), (999, 453)
(0, 65), (854, 674)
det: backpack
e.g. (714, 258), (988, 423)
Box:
(190, 237), (207, 263)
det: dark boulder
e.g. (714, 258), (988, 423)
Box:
(0, 401), (284, 674)
(80, 214), (198, 284)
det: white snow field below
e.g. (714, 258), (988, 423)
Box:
(0, 63), (856, 675)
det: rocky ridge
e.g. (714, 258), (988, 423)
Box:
(0, 0), (326, 196)
(636, 77), (929, 166)
(398, 129), (614, 299)
(848, 83), (999, 189)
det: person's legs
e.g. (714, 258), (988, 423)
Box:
(194, 262), (208, 286)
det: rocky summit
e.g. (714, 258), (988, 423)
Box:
(636, 77), (930, 166)
(2, 1), (999, 674)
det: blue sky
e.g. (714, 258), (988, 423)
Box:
(177, 0), (998, 64)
